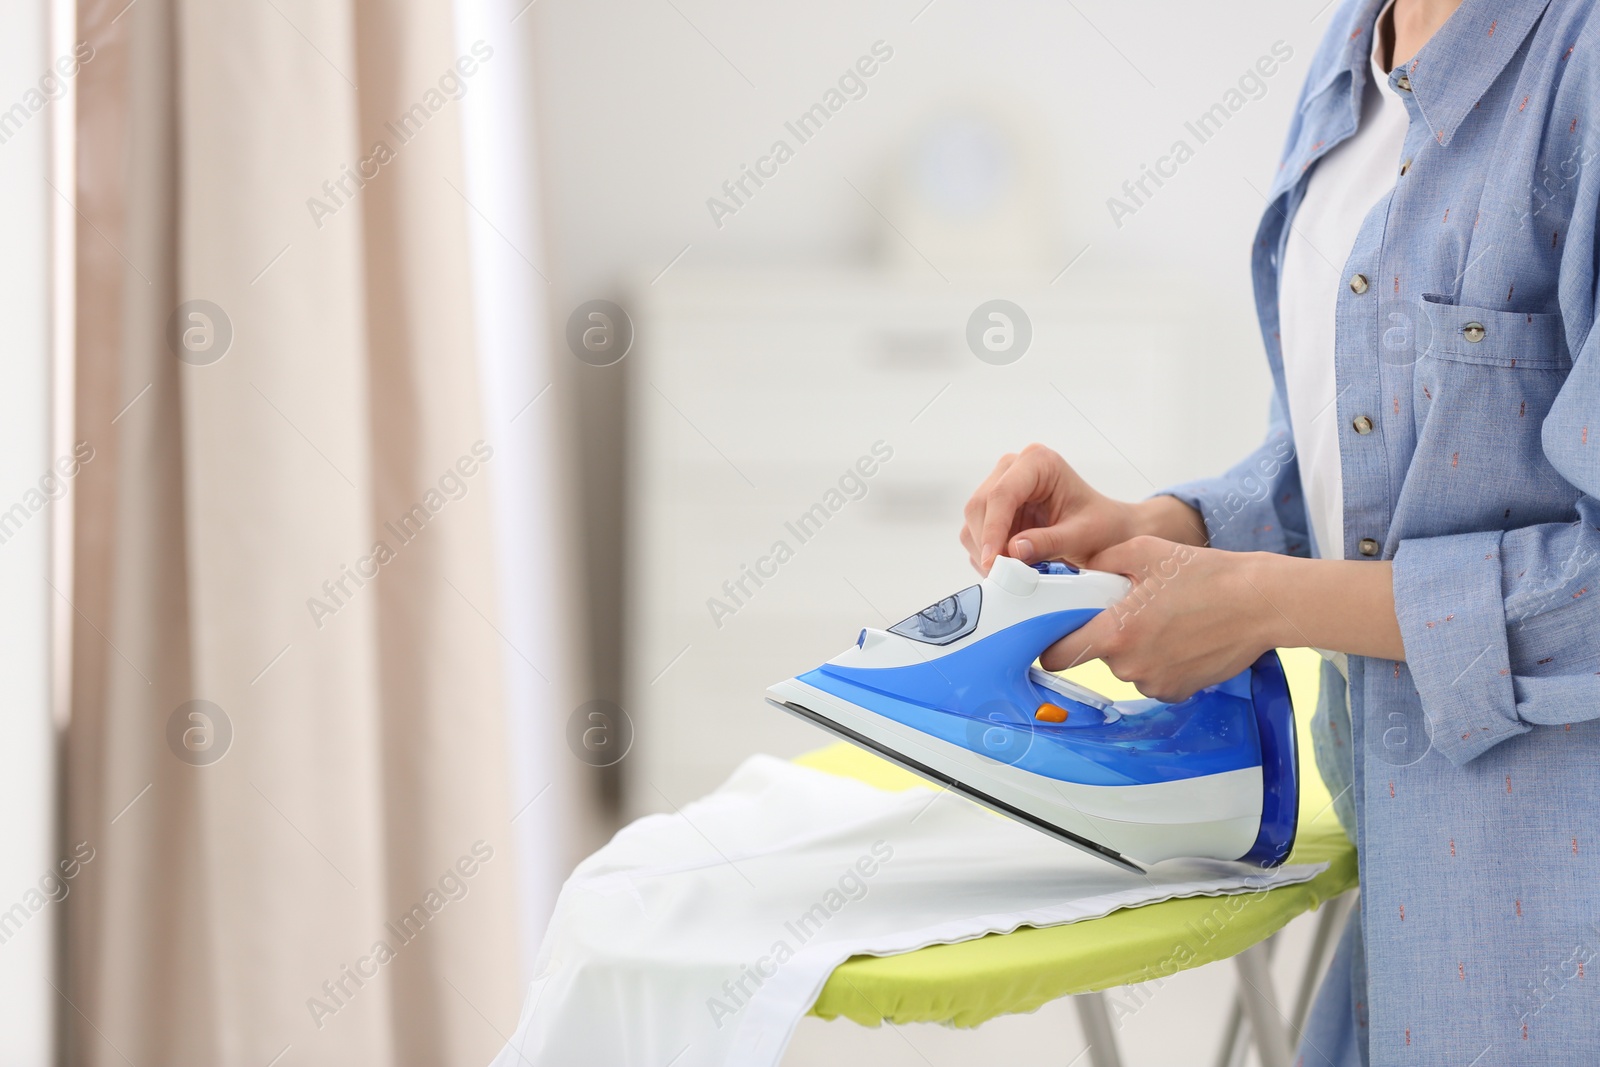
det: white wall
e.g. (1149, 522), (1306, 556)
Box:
(528, 0), (1316, 298)
(0, 0), (61, 1060)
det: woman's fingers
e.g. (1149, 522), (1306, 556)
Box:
(974, 447), (1066, 571)
(1079, 537), (1148, 577)
(1052, 537), (1264, 702)
(1010, 508), (1110, 565)
(976, 470), (1035, 571)
(958, 523), (982, 574)
(962, 454), (1017, 560)
(1040, 609), (1116, 673)
(1040, 538), (1173, 673)
(962, 445), (1129, 573)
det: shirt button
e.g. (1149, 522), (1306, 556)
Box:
(1349, 273), (1369, 294)
(1353, 415), (1374, 434)
(1396, 73), (1412, 91)
(1462, 321), (1487, 343)
(1358, 538), (1380, 556)
(1400, 158), (1412, 176)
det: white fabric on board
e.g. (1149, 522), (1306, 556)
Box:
(490, 755), (1325, 1067)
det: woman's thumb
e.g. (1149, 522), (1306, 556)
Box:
(1008, 523), (1091, 565)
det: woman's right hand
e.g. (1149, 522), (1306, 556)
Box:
(958, 444), (1207, 575)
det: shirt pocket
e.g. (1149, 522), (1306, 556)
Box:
(1418, 293), (1571, 369)
(1411, 295), (1577, 530)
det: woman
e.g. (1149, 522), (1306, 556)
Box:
(961, 0), (1600, 1062)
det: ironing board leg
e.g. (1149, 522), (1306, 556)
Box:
(1290, 890), (1356, 1036)
(1072, 992), (1125, 1067)
(1215, 891), (1358, 1067)
(1233, 940), (1292, 1067)
(1210, 1001), (1245, 1067)
(1214, 934), (1278, 1067)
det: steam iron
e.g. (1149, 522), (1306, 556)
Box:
(766, 556), (1297, 873)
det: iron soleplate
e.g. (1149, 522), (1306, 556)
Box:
(768, 696), (1147, 875)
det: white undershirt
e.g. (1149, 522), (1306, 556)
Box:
(1277, 5), (1410, 559)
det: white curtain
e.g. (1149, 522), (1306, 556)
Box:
(0, 0), (58, 1062)
(452, 0), (581, 984)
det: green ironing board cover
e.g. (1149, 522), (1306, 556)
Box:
(796, 647), (1359, 1028)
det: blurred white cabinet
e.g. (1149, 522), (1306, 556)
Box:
(622, 267), (1264, 814)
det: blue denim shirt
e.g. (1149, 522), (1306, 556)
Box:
(1164, 0), (1600, 1061)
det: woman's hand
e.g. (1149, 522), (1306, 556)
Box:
(959, 444), (1207, 575)
(1041, 537), (1278, 702)
(1042, 537), (1407, 699)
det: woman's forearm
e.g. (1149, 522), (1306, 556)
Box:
(1243, 551), (1406, 661)
(1123, 494), (1405, 660)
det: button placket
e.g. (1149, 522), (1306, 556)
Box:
(1343, 231), (1392, 563)
(1340, 333), (1386, 559)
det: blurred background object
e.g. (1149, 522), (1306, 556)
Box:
(0, 0), (1334, 1063)
(879, 105), (1064, 276)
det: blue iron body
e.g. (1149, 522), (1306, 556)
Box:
(767, 559), (1299, 871)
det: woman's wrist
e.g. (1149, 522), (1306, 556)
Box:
(1127, 495), (1209, 547)
(1235, 551), (1299, 652)
(1237, 551), (1405, 660)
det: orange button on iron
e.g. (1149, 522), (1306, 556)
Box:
(1034, 703), (1069, 723)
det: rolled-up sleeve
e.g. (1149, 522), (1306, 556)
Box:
(1395, 511), (1600, 765)
(1159, 391), (1311, 557)
(1393, 322), (1600, 766)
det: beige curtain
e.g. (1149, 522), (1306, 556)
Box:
(65, 0), (521, 1063)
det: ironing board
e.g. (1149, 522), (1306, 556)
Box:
(796, 647), (1358, 1067)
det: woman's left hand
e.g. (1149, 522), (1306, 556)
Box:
(1040, 536), (1279, 703)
